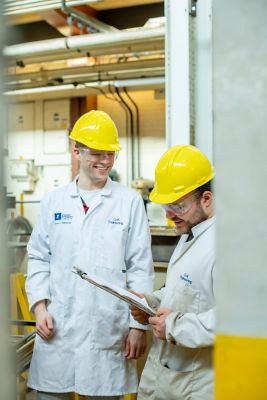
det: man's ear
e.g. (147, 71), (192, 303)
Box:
(201, 191), (213, 208)
(73, 146), (80, 160)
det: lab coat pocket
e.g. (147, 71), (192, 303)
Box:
(94, 223), (128, 270)
(168, 284), (200, 314)
(91, 306), (129, 350)
(155, 361), (193, 400)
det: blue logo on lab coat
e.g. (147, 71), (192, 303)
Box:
(54, 212), (73, 224)
(180, 272), (192, 285)
(108, 217), (123, 225)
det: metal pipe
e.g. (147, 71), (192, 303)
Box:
(105, 85), (129, 184)
(5, 0), (99, 5)
(123, 88), (141, 178)
(4, 27), (165, 65)
(6, 58), (164, 84)
(4, 77), (165, 101)
(114, 77), (165, 88)
(19, 192), (24, 217)
(7, 68), (165, 91)
(115, 86), (135, 181)
(4, 0), (101, 15)
(16, 200), (41, 204)
(107, 84), (131, 185)
(7, 0), (67, 8)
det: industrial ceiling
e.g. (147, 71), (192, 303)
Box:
(4, 0), (165, 99)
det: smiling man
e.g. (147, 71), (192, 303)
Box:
(130, 145), (216, 400)
(26, 110), (154, 400)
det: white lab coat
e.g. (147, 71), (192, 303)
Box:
(138, 217), (216, 400)
(26, 178), (154, 396)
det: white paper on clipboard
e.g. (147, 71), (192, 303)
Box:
(72, 266), (156, 316)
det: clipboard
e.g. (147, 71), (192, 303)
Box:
(72, 266), (156, 316)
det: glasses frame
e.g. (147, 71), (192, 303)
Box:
(161, 197), (195, 216)
(79, 147), (118, 161)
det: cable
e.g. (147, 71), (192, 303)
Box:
(82, 83), (118, 102)
(114, 86), (135, 181)
(123, 87), (140, 178)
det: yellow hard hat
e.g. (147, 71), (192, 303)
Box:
(150, 145), (214, 204)
(69, 110), (122, 151)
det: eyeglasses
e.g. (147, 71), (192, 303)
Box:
(80, 147), (118, 161)
(161, 198), (194, 215)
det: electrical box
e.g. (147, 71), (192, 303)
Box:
(9, 159), (38, 193)
(44, 130), (69, 154)
(7, 102), (35, 159)
(44, 99), (70, 131)
(10, 161), (29, 179)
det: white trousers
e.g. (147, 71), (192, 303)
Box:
(36, 392), (121, 400)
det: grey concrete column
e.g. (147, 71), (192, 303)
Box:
(0, 6), (16, 400)
(194, 0), (213, 161)
(165, 0), (191, 146)
(214, 0), (267, 397)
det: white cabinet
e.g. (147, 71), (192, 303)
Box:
(8, 102), (35, 159)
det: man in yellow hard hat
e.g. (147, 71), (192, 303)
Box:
(26, 110), (154, 400)
(130, 145), (215, 400)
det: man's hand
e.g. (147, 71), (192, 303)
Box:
(123, 328), (147, 359)
(34, 300), (55, 341)
(129, 305), (150, 325)
(129, 290), (150, 325)
(148, 308), (172, 340)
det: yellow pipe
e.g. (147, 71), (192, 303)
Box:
(20, 192), (24, 217)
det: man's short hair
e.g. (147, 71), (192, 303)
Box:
(75, 141), (85, 149)
(194, 180), (213, 198)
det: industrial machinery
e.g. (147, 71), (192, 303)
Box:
(11, 321), (36, 400)
(12, 323), (36, 374)
(131, 177), (154, 210)
(7, 216), (32, 274)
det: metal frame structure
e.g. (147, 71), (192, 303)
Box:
(61, 0), (118, 33)
(165, 0), (191, 147)
(165, 0), (213, 159)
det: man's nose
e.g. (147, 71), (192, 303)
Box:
(99, 153), (110, 161)
(166, 210), (175, 219)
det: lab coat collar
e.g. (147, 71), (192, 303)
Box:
(169, 216), (215, 266)
(69, 176), (113, 198)
(191, 215), (215, 240)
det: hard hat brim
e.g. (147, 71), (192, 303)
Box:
(69, 134), (122, 151)
(149, 174), (214, 204)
